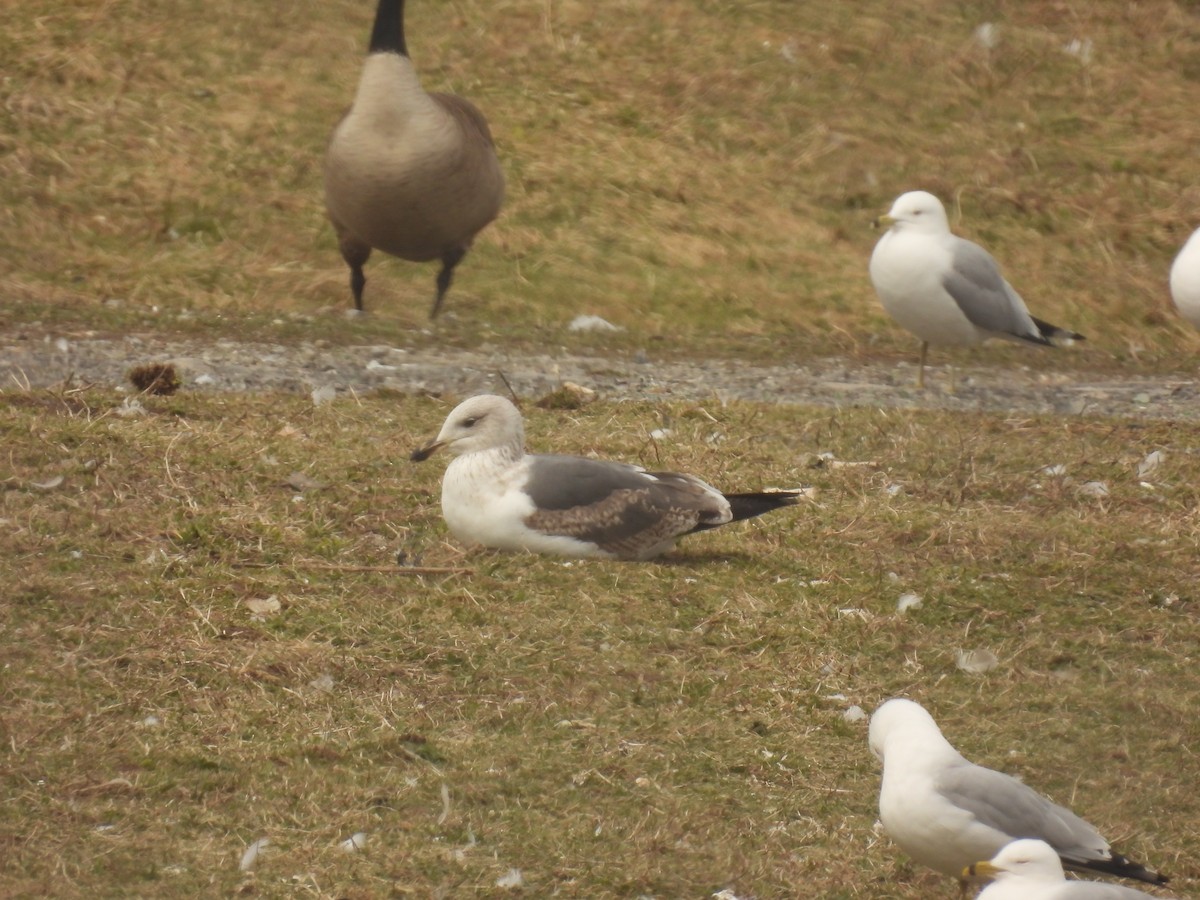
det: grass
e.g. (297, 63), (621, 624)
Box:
(4, 0), (1200, 896)
(2, 388), (1199, 897)
(3, 0), (1200, 366)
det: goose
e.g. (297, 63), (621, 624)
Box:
(869, 191), (1084, 387)
(324, 0), (504, 316)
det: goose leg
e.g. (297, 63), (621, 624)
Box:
(432, 245), (468, 319)
(338, 234), (372, 312)
(350, 265), (367, 311)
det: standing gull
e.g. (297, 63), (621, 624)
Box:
(324, 0), (504, 316)
(1168, 227), (1200, 328)
(869, 191), (1084, 387)
(868, 699), (1167, 887)
(410, 395), (803, 560)
(965, 840), (1172, 900)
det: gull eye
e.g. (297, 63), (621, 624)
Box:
(461, 416), (480, 428)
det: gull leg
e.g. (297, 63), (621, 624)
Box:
(916, 341), (928, 389)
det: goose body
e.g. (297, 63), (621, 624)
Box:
(324, 0), (504, 316)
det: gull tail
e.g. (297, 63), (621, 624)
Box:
(369, 0), (408, 56)
(1065, 853), (1169, 886)
(723, 489), (806, 524)
(1032, 316), (1085, 345)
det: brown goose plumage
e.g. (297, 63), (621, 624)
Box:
(323, 0), (504, 316)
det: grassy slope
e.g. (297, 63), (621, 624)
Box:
(3, 390), (1199, 897)
(2, 1), (1200, 365)
(4, 1), (1200, 897)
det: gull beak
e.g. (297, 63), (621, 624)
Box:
(410, 438), (447, 462)
(871, 213), (896, 230)
(962, 860), (1000, 881)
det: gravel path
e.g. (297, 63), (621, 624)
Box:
(3, 333), (1199, 421)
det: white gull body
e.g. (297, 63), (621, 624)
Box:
(411, 395), (802, 561)
(868, 699), (1165, 886)
(970, 840), (1167, 900)
(1169, 227), (1200, 328)
(868, 191), (1083, 385)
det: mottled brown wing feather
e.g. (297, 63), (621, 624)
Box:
(526, 487), (701, 558)
(522, 455), (728, 558)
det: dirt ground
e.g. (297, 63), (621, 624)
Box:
(3, 331), (1200, 422)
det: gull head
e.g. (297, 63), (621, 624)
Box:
(962, 839), (1066, 884)
(411, 394), (525, 461)
(875, 190), (951, 235)
(868, 697), (940, 761)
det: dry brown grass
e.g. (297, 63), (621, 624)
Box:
(2, 387), (1199, 897)
(5, 1), (1200, 896)
(3, 1), (1200, 364)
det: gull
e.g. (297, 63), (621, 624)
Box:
(1169, 227), (1200, 328)
(869, 191), (1084, 387)
(868, 699), (1167, 888)
(410, 395), (803, 560)
(965, 840), (1172, 899)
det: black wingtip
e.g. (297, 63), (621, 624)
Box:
(368, 0), (408, 56)
(724, 489), (805, 523)
(1066, 854), (1168, 886)
(1031, 316), (1086, 343)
